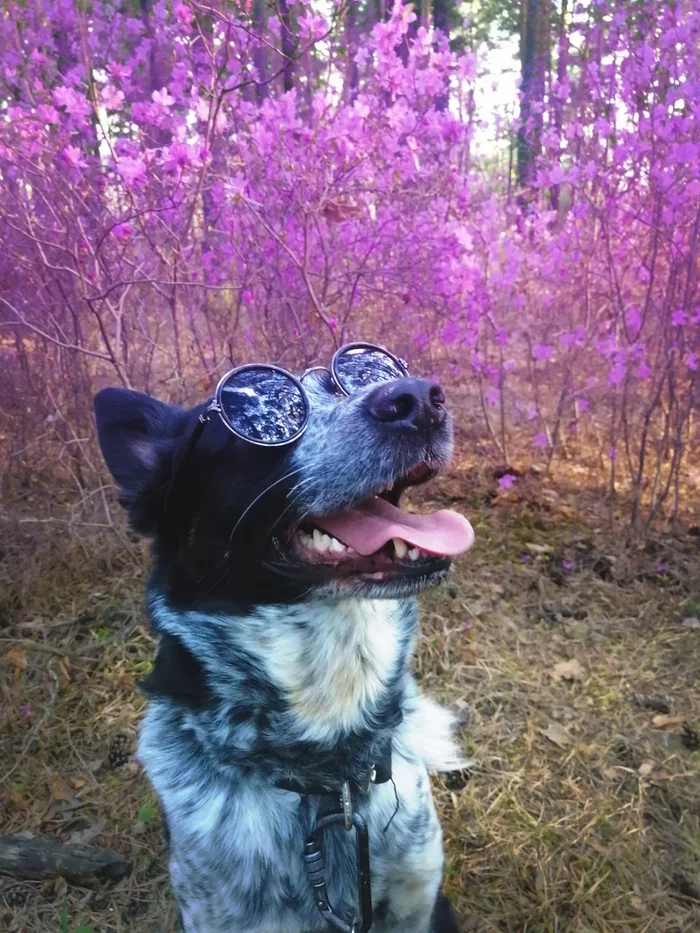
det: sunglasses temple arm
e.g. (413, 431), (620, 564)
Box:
(163, 405), (215, 514)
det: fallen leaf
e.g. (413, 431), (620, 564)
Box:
(71, 777), (86, 790)
(52, 774), (71, 802)
(4, 787), (25, 809)
(526, 542), (553, 556)
(652, 714), (683, 728)
(57, 658), (71, 686)
(6, 648), (28, 670)
(68, 821), (104, 845)
(682, 617), (700, 629)
(551, 659), (584, 682)
(601, 765), (623, 780)
(638, 760), (654, 778)
(53, 876), (68, 898)
(541, 721), (570, 747)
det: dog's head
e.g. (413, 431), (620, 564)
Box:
(94, 358), (473, 605)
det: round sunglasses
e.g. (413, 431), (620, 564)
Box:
(164, 343), (409, 507)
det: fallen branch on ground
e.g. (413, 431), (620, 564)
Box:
(0, 835), (132, 886)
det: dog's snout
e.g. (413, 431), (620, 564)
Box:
(366, 377), (447, 431)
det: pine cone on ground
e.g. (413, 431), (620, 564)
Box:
(107, 733), (132, 770)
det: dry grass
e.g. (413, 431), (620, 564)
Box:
(1, 461), (699, 933)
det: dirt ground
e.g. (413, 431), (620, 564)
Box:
(1, 459), (699, 933)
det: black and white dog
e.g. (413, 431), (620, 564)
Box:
(94, 350), (474, 933)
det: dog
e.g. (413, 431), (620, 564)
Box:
(94, 350), (474, 933)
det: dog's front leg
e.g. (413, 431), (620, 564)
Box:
(372, 826), (446, 933)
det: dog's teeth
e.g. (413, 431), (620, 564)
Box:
(312, 529), (330, 552)
(407, 547), (420, 561)
(328, 536), (345, 553)
(393, 538), (408, 560)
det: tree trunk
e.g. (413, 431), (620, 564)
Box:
(252, 0), (269, 102)
(140, 0), (173, 148)
(279, 0), (295, 93)
(343, 1), (360, 102)
(550, 0), (568, 212)
(432, 0), (453, 111)
(517, 0), (550, 198)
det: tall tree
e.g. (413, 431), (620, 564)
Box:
(278, 0), (295, 92)
(517, 0), (551, 193)
(252, 0), (269, 102)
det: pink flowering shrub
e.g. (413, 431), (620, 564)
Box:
(0, 0), (698, 528)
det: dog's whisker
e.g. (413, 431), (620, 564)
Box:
(227, 468), (304, 545)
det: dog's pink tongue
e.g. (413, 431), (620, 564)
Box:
(316, 497), (474, 557)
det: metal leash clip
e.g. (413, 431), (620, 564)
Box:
(303, 784), (373, 933)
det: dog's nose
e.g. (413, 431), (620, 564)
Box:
(366, 377), (447, 431)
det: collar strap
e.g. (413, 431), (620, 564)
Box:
(275, 742), (392, 797)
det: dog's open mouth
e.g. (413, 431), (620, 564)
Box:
(286, 462), (474, 582)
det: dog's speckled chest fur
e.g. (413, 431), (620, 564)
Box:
(139, 594), (466, 933)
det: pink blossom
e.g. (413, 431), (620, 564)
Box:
(608, 361), (626, 385)
(532, 344), (554, 362)
(441, 320), (458, 345)
(101, 84), (125, 111)
(626, 307), (641, 332)
(174, 2), (193, 25)
(152, 87), (175, 110)
(687, 354), (698, 371)
(298, 13), (327, 41)
(498, 473), (517, 491)
(112, 223), (132, 240)
(533, 433), (549, 449)
(636, 362), (651, 380)
(52, 85), (91, 120)
(163, 142), (193, 172)
(63, 145), (88, 170)
(117, 156), (147, 187)
(671, 309), (687, 327)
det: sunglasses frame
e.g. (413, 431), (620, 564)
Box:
(163, 343), (409, 510)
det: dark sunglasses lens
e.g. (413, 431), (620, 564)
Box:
(334, 346), (406, 394)
(219, 368), (307, 444)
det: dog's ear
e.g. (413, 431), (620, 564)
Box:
(94, 387), (184, 533)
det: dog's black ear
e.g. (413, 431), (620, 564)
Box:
(94, 387), (184, 533)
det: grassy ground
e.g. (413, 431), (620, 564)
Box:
(1, 460), (699, 932)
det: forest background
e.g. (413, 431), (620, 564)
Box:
(1, 3), (699, 932)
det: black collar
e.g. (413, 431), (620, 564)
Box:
(274, 740), (392, 797)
